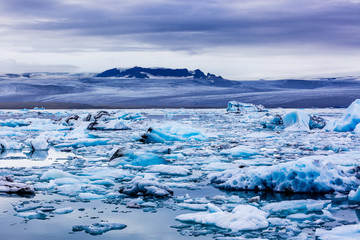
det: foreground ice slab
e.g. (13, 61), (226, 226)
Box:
(210, 156), (359, 193)
(176, 203), (269, 231)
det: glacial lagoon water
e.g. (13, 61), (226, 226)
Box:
(0, 107), (360, 239)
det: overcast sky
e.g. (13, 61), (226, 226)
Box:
(1, 0), (360, 80)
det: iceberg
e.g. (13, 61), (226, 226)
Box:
(29, 137), (49, 150)
(210, 157), (359, 193)
(176, 203), (269, 231)
(72, 222), (127, 235)
(119, 176), (173, 197)
(226, 101), (265, 113)
(334, 99), (360, 131)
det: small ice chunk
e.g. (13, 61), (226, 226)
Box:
(40, 169), (76, 181)
(220, 146), (260, 158)
(119, 176), (173, 197)
(316, 223), (360, 239)
(29, 137), (49, 150)
(139, 123), (207, 143)
(262, 199), (331, 214)
(78, 192), (105, 201)
(72, 222), (127, 235)
(54, 207), (74, 214)
(147, 165), (190, 176)
(348, 185), (360, 202)
(176, 203), (269, 231)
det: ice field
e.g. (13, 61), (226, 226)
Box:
(1, 100), (360, 239)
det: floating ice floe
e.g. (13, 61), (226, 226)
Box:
(15, 211), (47, 219)
(316, 223), (360, 240)
(261, 199), (331, 214)
(72, 222), (127, 235)
(109, 151), (167, 167)
(119, 176), (173, 197)
(0, 119), (30, 127)
(226, 101), (265, 113)
(147, 164), (191, 176)
(139, 123), (207, 143)
(220, 146), (260, 158)
(334, 99), (360, 132)
(0, 176), (35, 195)
(54, 207), (74, 214)
(176, 203), (269, 231)
(210, 156), (359, 193)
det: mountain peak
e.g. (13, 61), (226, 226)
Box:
(96, 67), (223, 80)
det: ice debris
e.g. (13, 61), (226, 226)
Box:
(0, 176), (35, 195)
(226, 101), (265, 113)
(119, 176), (173, 197)
(210, 157), (359, 193)
(334, 99), (360, 132)
(176, 203), (269, 231)
(72, 222), (127, 235)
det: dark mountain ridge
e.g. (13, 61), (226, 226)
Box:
(96, 67), (224, 80)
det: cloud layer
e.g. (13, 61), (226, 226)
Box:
(0, 0), (360, 78)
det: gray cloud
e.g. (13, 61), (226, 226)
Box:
(1, 0), (360, 52)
